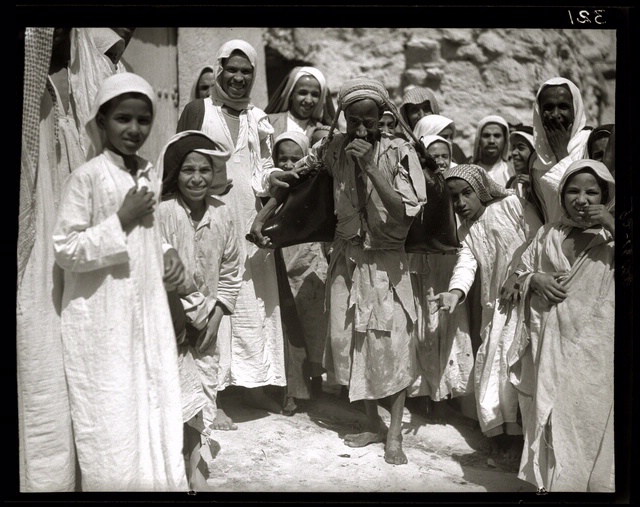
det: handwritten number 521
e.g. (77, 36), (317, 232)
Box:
(568, 9), (606, 25)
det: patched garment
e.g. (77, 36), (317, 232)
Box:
(158, 194), (241, 428)
(306, 133), (427, 401)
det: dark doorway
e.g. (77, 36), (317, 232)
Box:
(265, 45), (312, 102)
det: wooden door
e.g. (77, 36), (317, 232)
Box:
(120, 28), (178, 164)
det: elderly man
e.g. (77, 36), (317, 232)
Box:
(252, 77), (427, 465)
(472, 114), (514, 187)
(530, 77), (591, 223)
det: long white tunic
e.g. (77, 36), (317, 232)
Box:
(448, 195), (542, 435)
(52, 149), (187, 492)
(198, 100), (286, 388)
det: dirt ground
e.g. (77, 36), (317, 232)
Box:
(197, 382), (538, 495)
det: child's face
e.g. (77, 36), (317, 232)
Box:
(438, 126), (454, 142)
(510, 135), (533, 174)
(447, 178), (485, 221)
(562, 171), (603, 223)
(290, 75), (321, 121)
(590, 137), (609, 162)
(178, 152), (214, 204)
(276, 141), (304, 171)
(378, 114), (396, 135)
(98, 96), (153, 157)
(427, 141), (451, 171)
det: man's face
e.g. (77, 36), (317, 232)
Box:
(539, 85), (575, 131)
(479, 123), (505, 162)
(221, 53), (254, 99)
(345, 99), (381, 144)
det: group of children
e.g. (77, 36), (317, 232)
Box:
(43, 34), (616, 493)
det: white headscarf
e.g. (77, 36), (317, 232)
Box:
(84, 72), (156, 160)
(189, 65), (214, 101)
(532, 77), (587, 169)
(209, 39), (258, 111)
(421, 134), (454, 170)
(265, 66), (330, 123)
(413, 114), (455, 141)
(472, 115), (510, 163)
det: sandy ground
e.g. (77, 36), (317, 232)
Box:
(197, 383), (537, 495)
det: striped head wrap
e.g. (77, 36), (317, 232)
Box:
(444, 163), (514, 204)
(399, 87), (440, 125)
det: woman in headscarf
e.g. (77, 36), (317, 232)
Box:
(53, 73), (188, 491)
(507, 126), (537, 203)
(399, 86), (440, 130)
(431, 164), (542, 460)
(508, 159), (615, 492)
(583, 123), (614, 163)
(265, 66), (335, 141)
(530, 77), (591, 224)
(407, 135), (474, 426)
(472, 115), (514, 187)
(157, 130), (240, 490)
(177, 39), (287, 414)
(190, 65), (215, 100)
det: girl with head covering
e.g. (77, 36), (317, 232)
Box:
(265, 66), (336, 141)
(530, 77), (591, 224)
(52, 73), (188, 491)
(267, 131), (330, 413)
(472, 115), (514, 187)
(507, 126), (538, 204)
(406, 135), (474, 425)
(431, 164), (543, 459)
(508, 159), (615, 492)
(378, 109), (398, 136)
(157, 130), (240, 490)
(412, 114), (468, 165)
(177, 39), (287, 415)
(584, 123), (614, 162)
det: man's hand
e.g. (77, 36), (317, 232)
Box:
(163, 248), (186, 291)
(269, 169), (300, 191)
(345, 139), (375, 169)
(543, 114), (572, 160)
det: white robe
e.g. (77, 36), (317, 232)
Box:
(52, 149), (187, 492)
(198, 99), (286, 388)
(448, 195), (542, 435)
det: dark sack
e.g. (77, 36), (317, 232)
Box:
(404, 155), (460, 254)
(261, 168), (336, 248)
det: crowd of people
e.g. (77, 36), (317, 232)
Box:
(17, 28), (616, 493)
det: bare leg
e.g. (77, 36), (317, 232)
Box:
(384, 389), (408, 465)
(344, 399), (388, 447)
(502, 434), (524, 461)
(184, 424), (212, 491)
(243, 386), (283, 414)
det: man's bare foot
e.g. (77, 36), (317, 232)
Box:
(480, 435), (503, 456)
(384, 437), (408, 465)
(343, 429), (387, 448)
(210, 408), (238, 431)
(282, 396), (297, 416)
(243, 387), (282, 414)
(502, 435), (524, 461)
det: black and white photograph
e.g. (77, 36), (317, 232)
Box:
(12, 3), (634, 502)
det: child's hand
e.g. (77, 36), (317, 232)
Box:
(530, 272), (568, 304)
(269, 169), (299, 190)
(163, 248), (186, 291)
(117, 186), (155, 230)
(515, 174), (530, 186)
(499, 272), (520, 308)
(199, 305), (224, 353)
(428, 291), (461, 314)
(585, 204), (615, 234)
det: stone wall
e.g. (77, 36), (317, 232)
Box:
(263, 28), (616, 157)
